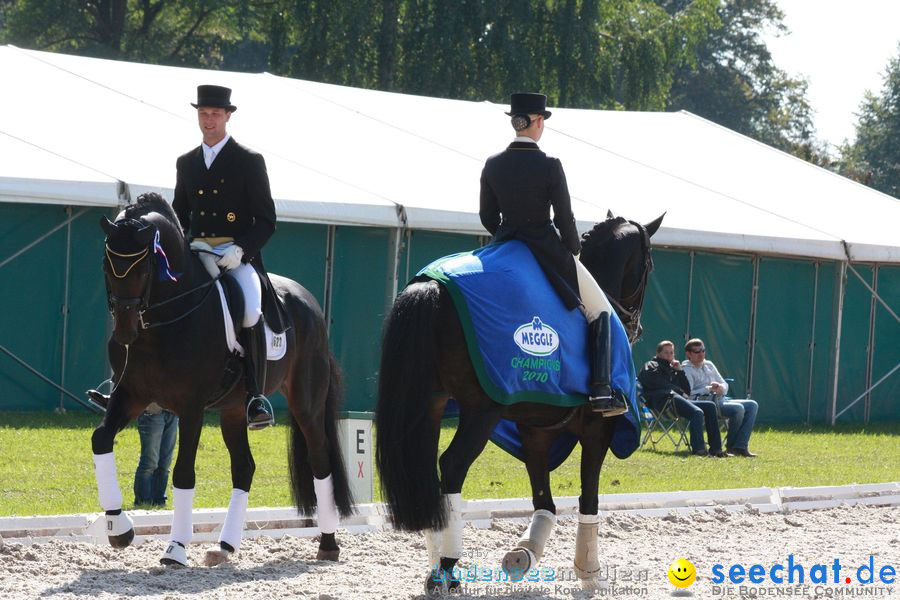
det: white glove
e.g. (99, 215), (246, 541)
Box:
(216, 245), (244, 271)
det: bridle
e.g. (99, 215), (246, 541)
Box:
(104, 226), (221, 332)
(606, 220), (654, 344)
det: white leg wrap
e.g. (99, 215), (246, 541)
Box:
(93, 452), (123, 511)
(574, 512), (602, 584)
(439, 493), (464, 560)
(517, 509), (557, 561)
(218, 488), (249, 552)
(424, 528), (443, 571)
(170, 487), (195, 545)
(313, 475), (339, 534)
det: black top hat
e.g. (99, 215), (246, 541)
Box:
(505, 92), (551, 119)
(191, 85), (237, 112)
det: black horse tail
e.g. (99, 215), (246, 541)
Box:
(375, 281), (445, 531)
(288, 355), (355, 518)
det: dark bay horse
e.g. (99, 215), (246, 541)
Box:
(91, 193), (353, 566)
(376, 213), (663, 594)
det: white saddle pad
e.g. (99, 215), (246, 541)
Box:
(214, 281), (287, 361)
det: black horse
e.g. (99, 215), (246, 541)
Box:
(376, 213), (662, 594)
(91, 192), (353, 567)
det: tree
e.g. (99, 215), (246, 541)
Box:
(0, 0), (254, 67)
(839, 46), (900, 198)
(660, 0), (825, 159)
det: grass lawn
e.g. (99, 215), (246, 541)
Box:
(0, 412), (897, 516)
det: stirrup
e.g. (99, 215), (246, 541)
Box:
(247, 395), (275, 430)
(86, 389), (110, 413)
(588, 390), (627, 416)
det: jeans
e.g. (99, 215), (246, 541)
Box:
(720, 399), (758, 451)
(134, 411), (178, 506)
(647, 393), (722, 454)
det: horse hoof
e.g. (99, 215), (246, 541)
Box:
(160, 541), (188, 567)
(108, 528), (134, 549)
(204, 547), (233, 567)
(105, 511), (135, 548)
(579, 576), (610, 593)
(315, 548), (340, 561)
(424, 570), (449, 597)
(502, 547), (535, 581)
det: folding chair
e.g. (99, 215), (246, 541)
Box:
(637, 381), (689, 451)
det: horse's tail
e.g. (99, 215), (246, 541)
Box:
(375, 281), (445, 531)
(288, 355), (354, 518)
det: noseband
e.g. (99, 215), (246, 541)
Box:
(105, 243), (154, 316)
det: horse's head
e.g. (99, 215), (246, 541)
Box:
(101, 215), (157, 345)
(100, 192), (186, 345)
(579, 211), (664, 343)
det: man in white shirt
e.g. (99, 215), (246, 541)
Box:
(681, 338), (759, 457)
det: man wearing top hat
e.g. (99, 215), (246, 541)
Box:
(479, 92), (624, 416)
(172, 84), (276, 430)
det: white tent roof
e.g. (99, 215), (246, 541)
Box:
(1, 45), (898, 262)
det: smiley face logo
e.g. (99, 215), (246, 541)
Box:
(226, 212), (236, 222)
(667, 558), (696, 588)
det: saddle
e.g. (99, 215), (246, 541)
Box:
(190, 242), (290, 335)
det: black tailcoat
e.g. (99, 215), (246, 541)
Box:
(479, 141), (581, 310)
(173, 137), (287, 331)
(173, 137), (276, 262)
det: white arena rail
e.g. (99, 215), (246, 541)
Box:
(0, 482), (896, 546)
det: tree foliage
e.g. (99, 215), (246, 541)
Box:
(1, 0), (720, 111)
(660, 0), (825, 160)
(839, 46), (900, 198)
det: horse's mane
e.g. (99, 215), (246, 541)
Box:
(122, 192), (181, 228)
(580, 215), (630, 253)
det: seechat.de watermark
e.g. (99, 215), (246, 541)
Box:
(709, 555), (896, 597)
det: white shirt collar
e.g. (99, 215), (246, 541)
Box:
(202, 134), (230, 168)
(513, 136), (538, 144)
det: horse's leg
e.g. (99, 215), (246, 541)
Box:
(90, 388), (141, 548)
(501, 425), (557, 580)
(426, 400), (502, 595)
(160, 404), (205, 567)
(573, 416), (616, 591)
(285, 349), (344, 562)
(204, 404), (255, 566)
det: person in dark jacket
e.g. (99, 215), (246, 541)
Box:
(172, 84), (276, 430)
(479, 92), (623, 416)
(638, 340), (726, 457)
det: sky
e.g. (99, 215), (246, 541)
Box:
(761, 1), (900, 149)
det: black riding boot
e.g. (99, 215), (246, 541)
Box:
(243, 320), (274, 430)
(588, 312), (626, 416)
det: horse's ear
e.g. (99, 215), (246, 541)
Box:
(644, 212), (665, 238)
(100, 216), (116, 236)
(134, 222), (156, 247)
(607, 209), (615, 219)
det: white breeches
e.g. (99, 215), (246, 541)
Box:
(213, 242), (262, 328)
(575, 260), (613, 322)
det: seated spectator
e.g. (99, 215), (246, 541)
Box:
(681, 338), (759, 458)
(638, 340), (726, 457)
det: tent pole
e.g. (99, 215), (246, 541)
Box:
(806, 262), (819, 425)
(863, 266), (879, 424)
(323, 225), (336, 337)
(745, 255), (760, 398)
(685, 250), (694, 342)
(830, 262), (848, 426)
(58, 207), (73, 413)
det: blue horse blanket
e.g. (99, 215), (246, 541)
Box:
(418, 240), (640, 468)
